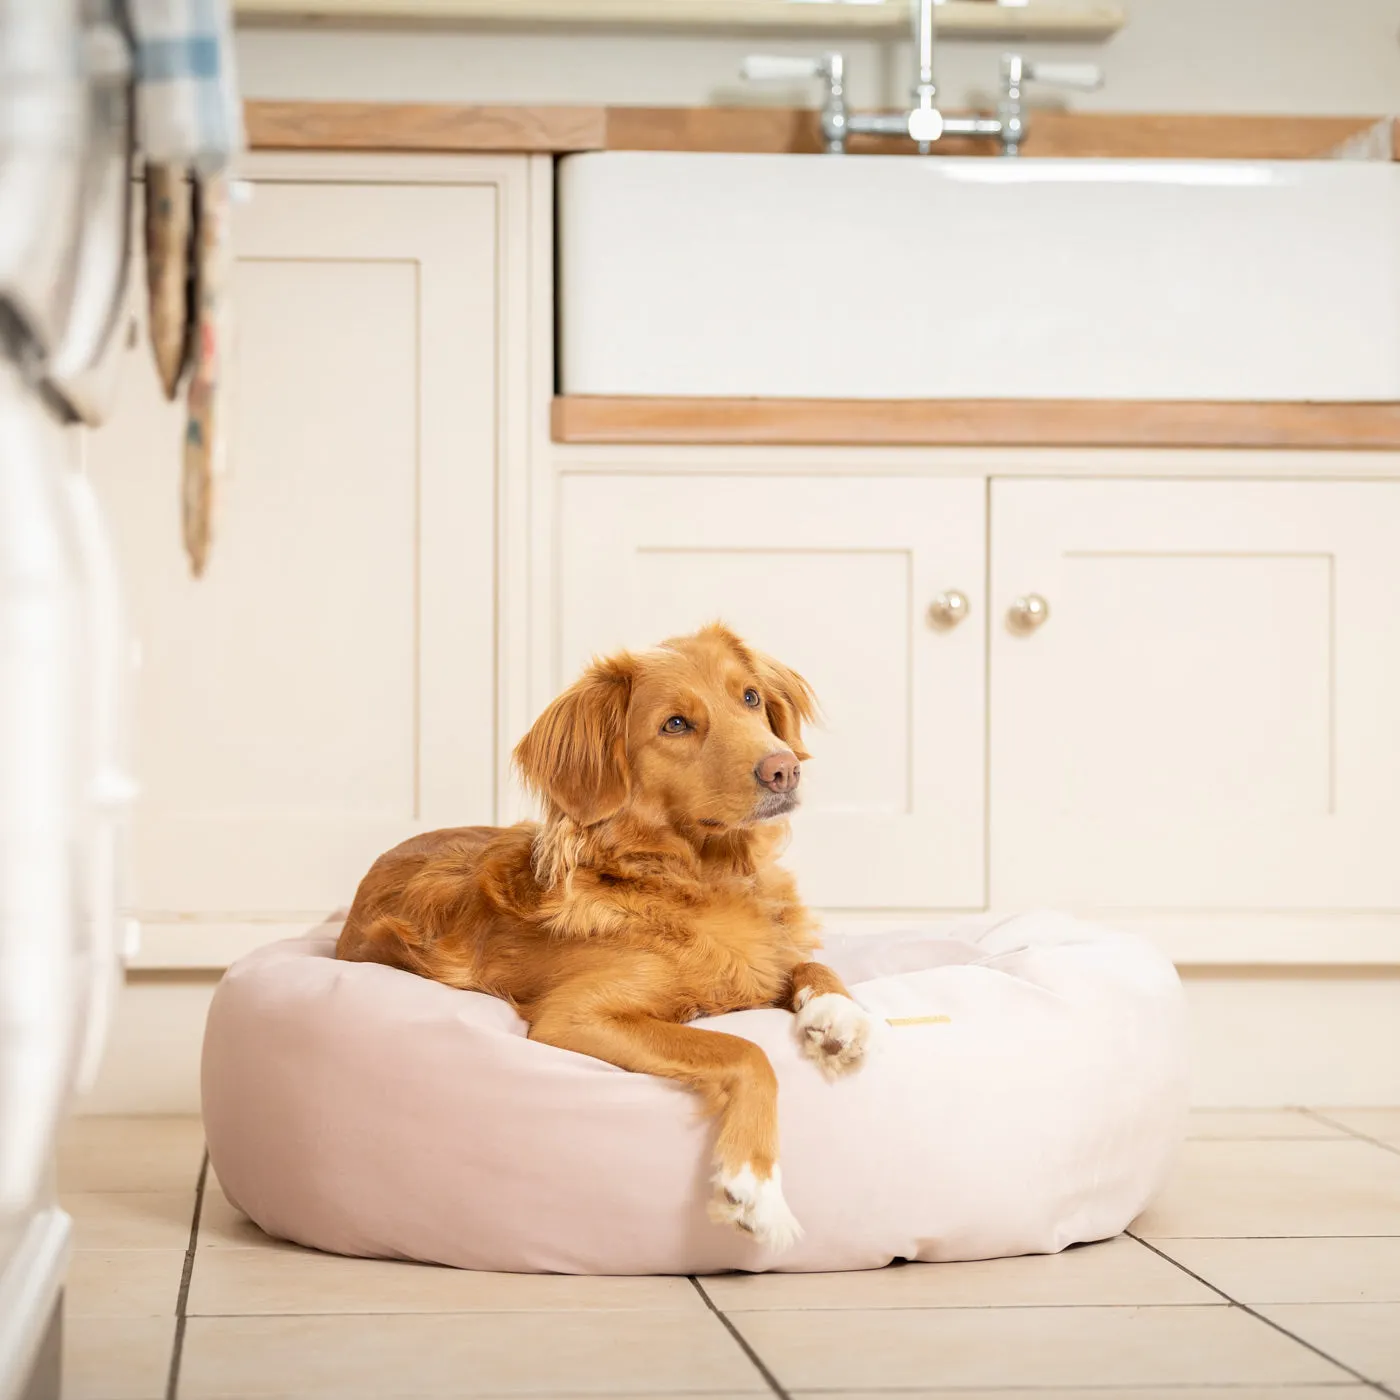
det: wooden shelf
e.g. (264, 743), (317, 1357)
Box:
(235, 0), (1125, 39)
(552, 396), (1400, 450)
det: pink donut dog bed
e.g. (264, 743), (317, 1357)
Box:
(201, 910), (1187, 1275)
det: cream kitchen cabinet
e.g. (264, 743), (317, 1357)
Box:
(85, 155), (534, 937)
(551, 469), (1400, 934)
(554, 472), (987, 911)
(990, 478), (1400, 913)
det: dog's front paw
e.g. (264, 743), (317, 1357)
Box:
(794, 990), (876, 1080)
(709, 1163), (803, 1251)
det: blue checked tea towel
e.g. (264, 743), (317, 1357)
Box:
(129, 0), (242, 574)
(129, 0), (244, 171)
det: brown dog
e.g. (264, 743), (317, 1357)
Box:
(336, 623), (876, 1247)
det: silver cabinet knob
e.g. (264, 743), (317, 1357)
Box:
(1007, 594), (1050, 633)
(927, 590), (970, 629)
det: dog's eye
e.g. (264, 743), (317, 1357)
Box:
(743, 688), (761, 708)
(661, 715), (690, 735)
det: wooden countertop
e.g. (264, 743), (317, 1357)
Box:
(245, 101), (1395, 161)
(246, 101), (606, 152)
(236, 0), (1124, 35)
(551, 397), (1400, 451)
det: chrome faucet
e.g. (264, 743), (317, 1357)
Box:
(741, 0), (1101, 156)
(910, 0), (942, 151)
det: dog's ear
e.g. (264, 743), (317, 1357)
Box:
(755, 654), (817, 762)
(513, 655), (634, 826)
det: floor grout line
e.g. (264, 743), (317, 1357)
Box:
(1186, 1135), (1356, 1142)
(1302, 1110), (1400, 1161)
(783, 1389), (1385, 1395)
(1141, 1235), (1400, 1241)
(164, 1149), (209, 1400)
(1128, 1230), (1397, 1397)
(689, 1276), (791, 1400)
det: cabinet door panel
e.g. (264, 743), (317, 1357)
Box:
(87, 181), (498, 913)
(557, 474), (986, 910)
(991, 479), (1400, 910)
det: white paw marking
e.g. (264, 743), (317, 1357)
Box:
(794, 990), (877, 1080)
(709, 1162), (803, 1251)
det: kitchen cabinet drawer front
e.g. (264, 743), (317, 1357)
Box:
(991, 479), (1400, 910)
(556, 473), (986, 910)
(88, 179), (500, 913)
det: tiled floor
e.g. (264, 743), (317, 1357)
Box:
(57, 1109), (1400, 1399)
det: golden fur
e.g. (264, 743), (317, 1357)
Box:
(336, 623), (871, 1245)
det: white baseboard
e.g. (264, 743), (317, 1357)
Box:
(107, 914), (1400, 1113)
(79, 965), (1400, 1115)
(129, 920), (338, 971)
(77, 973), (223, 1115)
(1181, 966), (1400, 1106)
(129, 909), (1400, 972)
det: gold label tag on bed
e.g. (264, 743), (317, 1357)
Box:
(885, 1014), (952, 1027)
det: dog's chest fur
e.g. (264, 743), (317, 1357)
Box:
(672, 866), (816, 1016)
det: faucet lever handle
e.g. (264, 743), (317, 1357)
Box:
(998, 52), (1103, 158)
(740, 53), (836, 82)
(1019, 60), (1104, 92)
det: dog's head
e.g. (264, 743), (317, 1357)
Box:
(514, 624), (816, 834)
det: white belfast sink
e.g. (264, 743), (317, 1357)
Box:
(557, 151), (1400, 401)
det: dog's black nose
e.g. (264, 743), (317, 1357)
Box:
(755, 751), (801, 793)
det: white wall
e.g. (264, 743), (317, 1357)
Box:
(236, 0), (1400, 113)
